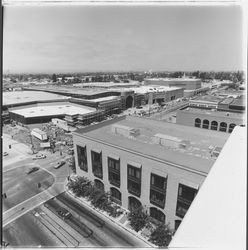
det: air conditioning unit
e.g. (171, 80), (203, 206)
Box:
(111, 124), (140, 138)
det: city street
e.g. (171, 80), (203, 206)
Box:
(2, 135), (150, 248)
(3, 192), (150, 247)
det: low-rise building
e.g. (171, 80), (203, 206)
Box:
(72, 116), (229, 230)
(176, 107), (245, 133)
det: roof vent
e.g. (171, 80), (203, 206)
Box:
(152, 133), (190, 149)
(111, 124), (140, 138)
(210, 146), (222, 157)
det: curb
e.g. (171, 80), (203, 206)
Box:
(64, 182), (155, 248)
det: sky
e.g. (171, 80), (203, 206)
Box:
(3, 4), (245, 73)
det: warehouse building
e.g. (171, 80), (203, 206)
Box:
(144, 78), (209, 97)
(72, 116), (229, 230)
(8, 102), (97, 125)
(145, 78), (202, 90)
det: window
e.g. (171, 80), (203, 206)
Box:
(219, 122), (227, 132)
(128, 180), (141, 197)
(151, 174), (167, 190)
(150, 173), (167, 208)
(228, 123), (236, 133)
(110, 187), (122, 205)
(194, 118), (201, 128)
(77, 145), (88, 171)
(174, 220), (181, 231)
(94, 179), (104, 191)
(108, 157), (120, 187)
(210, 121), (218, 130)
(150, 190), (166, 208)
(127, 164), (142, 197)
(108, 157), (120, 171)
(91, 150), (103, 179)
(128, 196), (142, 210)
(202, 119), (209, 129)
(128, 164), (141, 180)
(176, 184), (198, 218)
(150, 207), (165, 223)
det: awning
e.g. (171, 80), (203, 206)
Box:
(92, 148), (102, 154)
(151, 169), (168, 178)
(108, 154), (120, 161)
(128, 161), (142, 169)
(77, 143), (86, 148)
(180, 179), (199, 190)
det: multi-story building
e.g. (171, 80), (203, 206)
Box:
(72, 116), (229, 230)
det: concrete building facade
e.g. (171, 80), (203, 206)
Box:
(72, 116), (229, 230)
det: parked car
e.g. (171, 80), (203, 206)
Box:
(32, 153), (46, 160)
(26, 166), (39, 174)
(53, 160), (66, 169)
(3, 152), (8, 157)
(57, 207), (72, 219)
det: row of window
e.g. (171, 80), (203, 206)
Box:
(194, 118), (236, 133)
(77, 145), (198, 222)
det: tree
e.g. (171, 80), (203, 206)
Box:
(128, 206), (148, 232)
(69, 157), (76, 173)
(149, 223), (173, 247)
(52, 73), (57, 82)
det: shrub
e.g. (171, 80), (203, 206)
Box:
(128, 206), (149, 232)
(149, 223), (173, 247)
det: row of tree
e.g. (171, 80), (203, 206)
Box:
(128, 205), (173, 247)
(68, 176), (173, 247)
(67, 176), (123, 218)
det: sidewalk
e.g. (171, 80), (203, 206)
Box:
(64, 182), (155, 248)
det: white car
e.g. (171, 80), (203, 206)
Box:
(3, 152), (8, 157)
(32, 153), (46, 160)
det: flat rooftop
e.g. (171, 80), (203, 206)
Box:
(146, 78), (201, 82)
(3, 91), (68, 106)
(109, 85), (181, 94)
(86, 96), (121, 103)
(181, 107), (244, 119)
(230, 96), (245, 107)
(74, 116), (230, 174)
(191, 95), (224, 103)
(73, 81), (140, 88)
(219, 97), (234, 105)
(25, 86), (115, 96)
(10, 103), (96, 118)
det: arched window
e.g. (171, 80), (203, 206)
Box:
(194, 118), (201, 128)
(175, 220), (181, 231)
(150, 207), (165, 223)
(228, 123), (236, 133)
(219, 122), (227, 132)
(94, 179), (104, 191)
(128, 196), (142, 211)
(202, 119), (209, 129)
(126, 96), (133, 109)
(210, 121), (218, 130)
(110, 187), (122, 205)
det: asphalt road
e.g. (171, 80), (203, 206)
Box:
(2, 153), (71, 212)
(3, 139), (149, 247)
(3, 192), (150, 247)
(3, 164), (54, 212)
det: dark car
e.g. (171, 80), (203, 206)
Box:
(53, 160), (66, 169)
(57, 207), (72, 219)
(26, 166), (39, 174)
